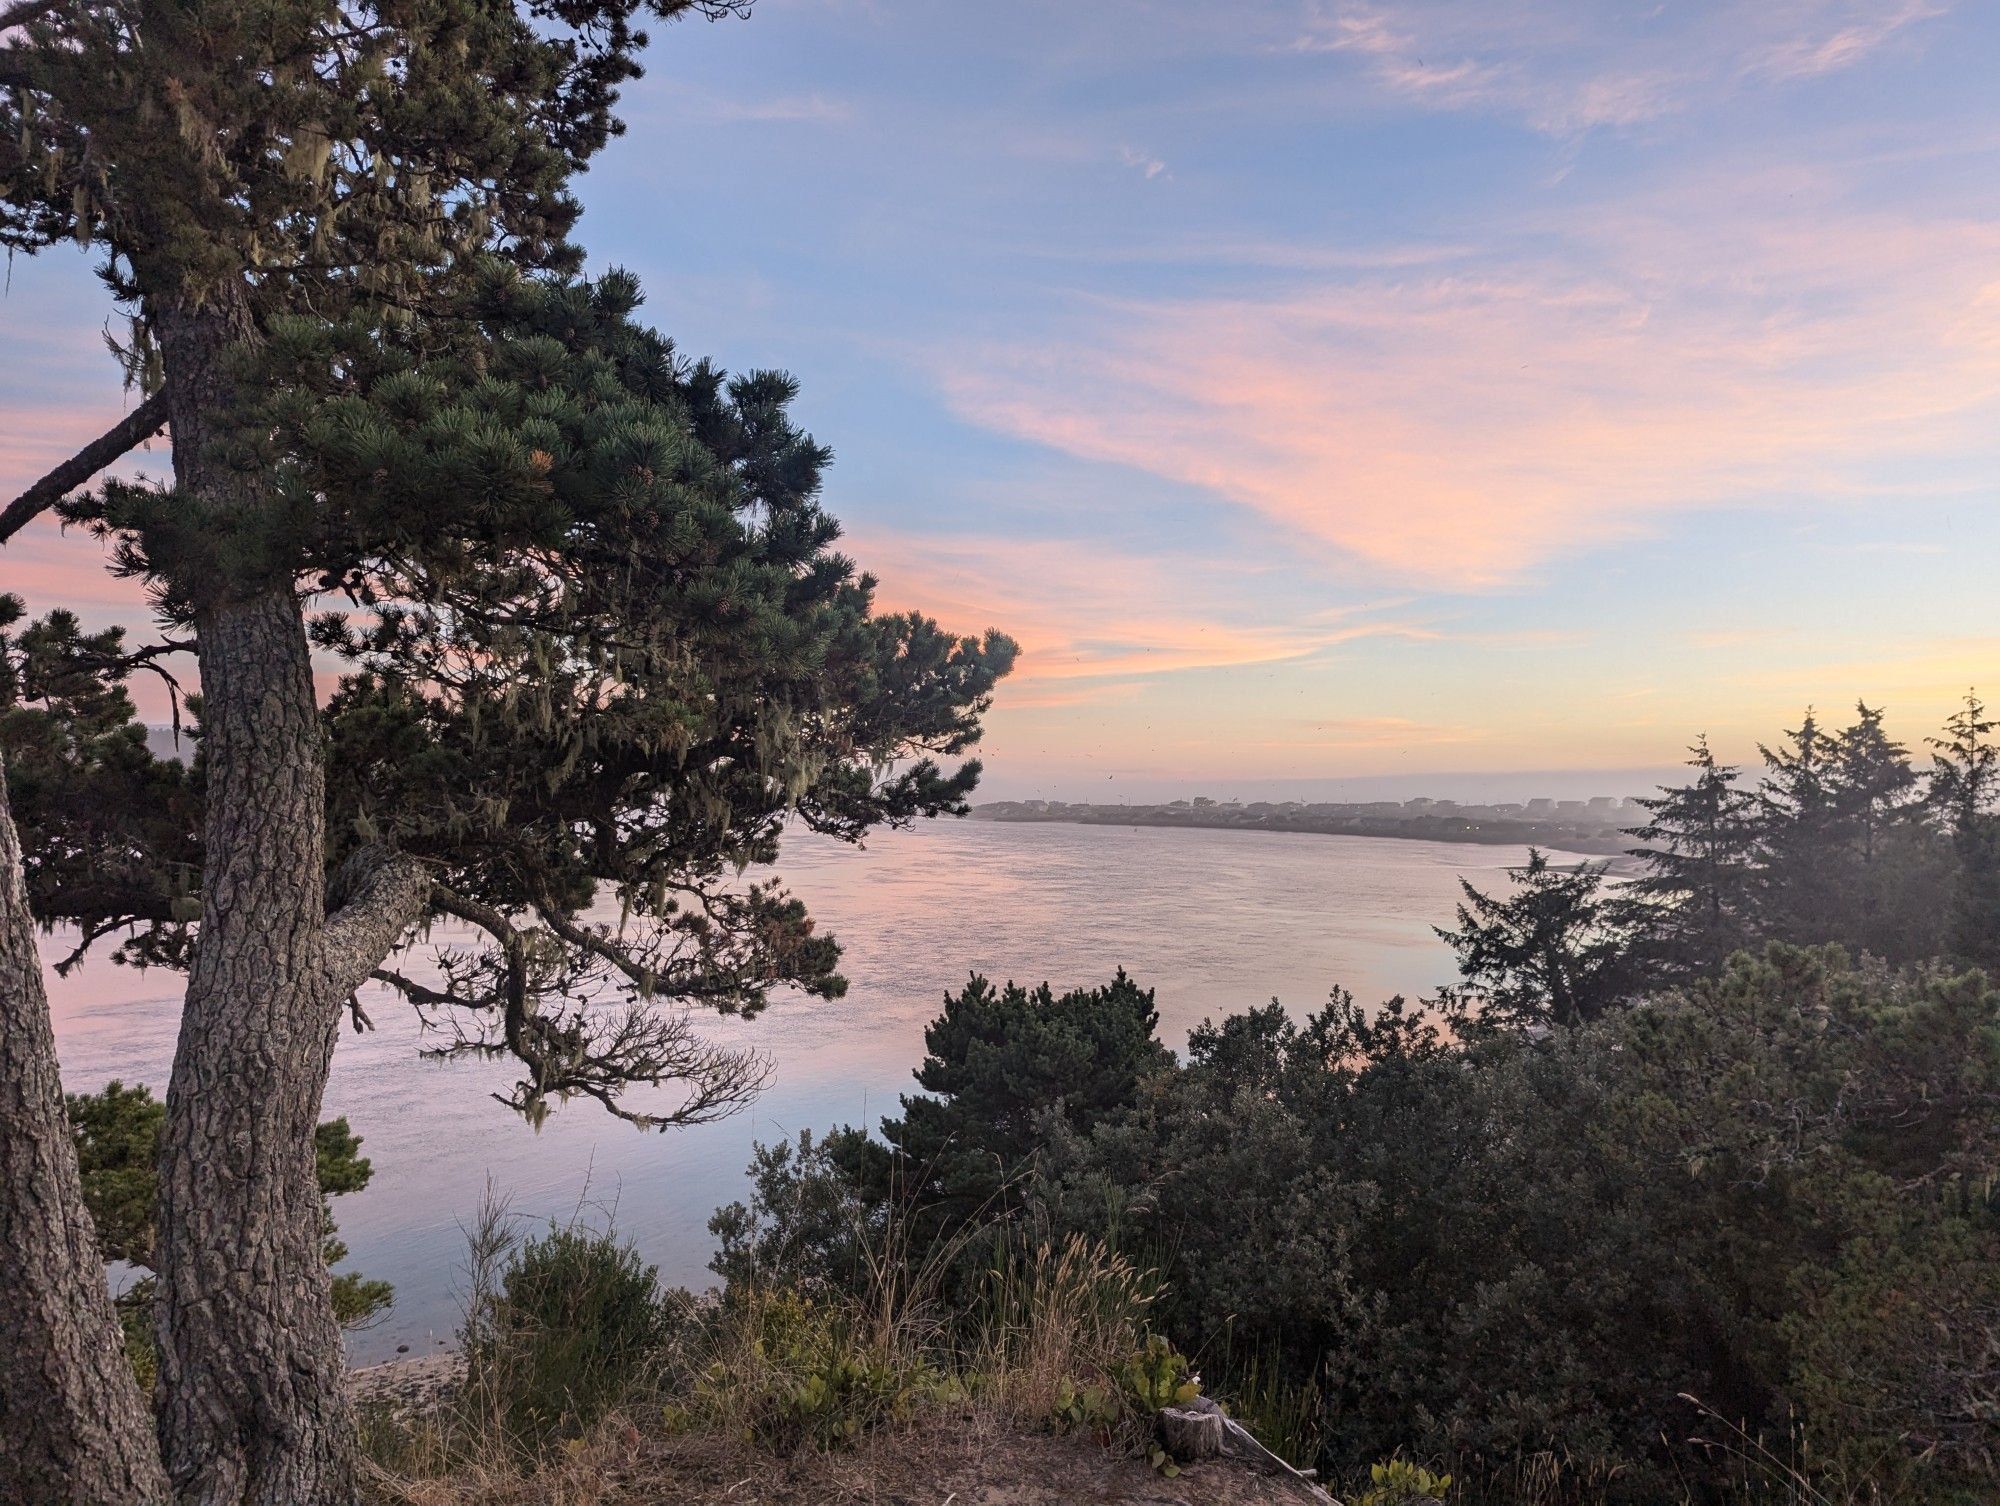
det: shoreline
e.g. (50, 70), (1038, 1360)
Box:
(970, 804), (1641, 865)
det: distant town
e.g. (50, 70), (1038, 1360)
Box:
(971, 793), (1653, 857)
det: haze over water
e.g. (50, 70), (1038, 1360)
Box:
(47, 819), (1585, 1363)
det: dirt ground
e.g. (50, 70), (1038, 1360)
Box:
(364, 1410), (1335, 1506)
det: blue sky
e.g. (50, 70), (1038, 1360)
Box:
(4, 0), (1997, 799)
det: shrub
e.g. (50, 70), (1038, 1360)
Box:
(460, 1214), (679, 1452)
(730, 947), (2000, 1502)
(1352, 1458), (1453, 1505)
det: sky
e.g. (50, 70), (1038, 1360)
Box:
(3, 0), (1998, 801)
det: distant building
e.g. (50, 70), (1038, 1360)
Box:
(1526, 798), (1556, 815)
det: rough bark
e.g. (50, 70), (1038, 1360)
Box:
(1157, 1403), (1225, 1462)
(149, 300), (429, 1506)
(0, 752), (173, 1505)
(154, 580), (361, 1506)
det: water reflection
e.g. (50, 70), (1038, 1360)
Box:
(46, 819), (1569, 1361)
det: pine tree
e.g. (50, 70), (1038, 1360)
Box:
(1751, 708), (1846, 944)
(0, 5), (1017, 1499)
(0, 750), (172, 1504)
(1625, 735), (1757, 979)
(1435, 849), (1641, 1029)
(1928, 691), (2000, 967)
(1826, 702), (1932, 958)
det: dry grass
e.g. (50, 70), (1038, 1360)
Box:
(362, 1405), (1323, 1506)
(978, 1233), (1158, 1423)
(360, 1197), (1266, 1505)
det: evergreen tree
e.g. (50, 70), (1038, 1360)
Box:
(1624, 735), (1757, 978)
(1435, 849), (1641, 1029)
(1831, 703), (1920, 867)
(1826, 702), (1934, 959)
(1929, 691), (2000, 967)
(1751, 708), (1846, 944)
(68, 1083), (391, 1358)
(0, 3), (1016, 1498)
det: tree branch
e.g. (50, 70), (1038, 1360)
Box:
(0, 0), (68, 31)
(0, 390), (169, 546)
(321, 847), (432, 999)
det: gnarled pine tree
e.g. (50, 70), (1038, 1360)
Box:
(0, 4), (1016, 1501)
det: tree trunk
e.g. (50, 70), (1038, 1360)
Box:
(0, 752), (172, 1505)
(154, 584), (359, 1506)
(147, 296), (359, 1506)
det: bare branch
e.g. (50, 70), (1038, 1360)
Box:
(0, 390), (169, 546)
(420, 884), (772, 1130)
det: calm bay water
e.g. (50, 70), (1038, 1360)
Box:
(46, 819), (1575, 1364)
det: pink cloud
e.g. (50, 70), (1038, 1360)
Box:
(851, 529), (1433, 695)
(936, 176), (2000, 588)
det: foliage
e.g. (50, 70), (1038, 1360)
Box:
(1625, 735), (1758, 980)
(1928, 692), (2000, 970)
(1439, 697), (1997, 1019)
(712, 971), (1169, 1310)
(981, 1232), (1162, 1424)
(67, 1079), (390, 1330)
(1435, 849), (1642, 1027)
(707, 1129), (885, 1299)
(733, 947), (2000, 1504)
(460, 1218), (680, 1453)
(1049, 1337), (1201, 1480)
(686, 1287), (960, 1453)
(0, 598), (200, 972)
(1351, 1458), (1454, 1505)
(10, 266), (1019, 1128)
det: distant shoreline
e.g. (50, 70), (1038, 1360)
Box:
(970, 800), (1642, 863)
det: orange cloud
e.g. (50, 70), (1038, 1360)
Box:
(850, 529), (1434, 693)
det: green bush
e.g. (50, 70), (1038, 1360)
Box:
(462, 1222), (678, 1451)
(1352, 1458), (1453, 1505)
(727, 947), (2000, 1502)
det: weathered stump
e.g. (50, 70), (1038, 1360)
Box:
(1157, 1402), (1226, 1462)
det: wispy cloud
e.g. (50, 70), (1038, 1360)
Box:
(647, 86), (854, 125)
(1285, 0), (1951, 133)
(1118, 144), (1169, 180)
(935, 165), (2000, 588)
(852, 530), (1432, 692)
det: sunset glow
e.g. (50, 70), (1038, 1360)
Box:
(4, 0), (1995, 796)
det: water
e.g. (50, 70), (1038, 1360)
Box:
(45, 819), (1574, 1363)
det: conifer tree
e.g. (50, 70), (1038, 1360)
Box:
(1826, 701), (1931, 957)
(0, 750), (170, 1505)
(1751, 708), (1846, 944)
(1435, 849), (1641, 1029)
(1929, 691), (2000, 967)
(0, 5), (1016, 1501)
(1624, 735), (1757, 978)
(1829, 703), (1919, 862)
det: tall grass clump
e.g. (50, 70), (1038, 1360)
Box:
(978, 1232), (1159, 1422)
